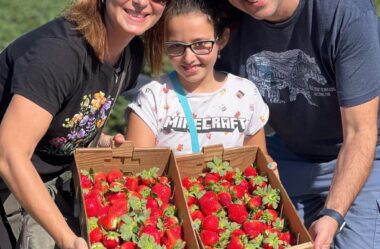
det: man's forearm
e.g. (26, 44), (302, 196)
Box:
(325, 131), (376, 216)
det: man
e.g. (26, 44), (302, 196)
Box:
(217, 0), (380, 248)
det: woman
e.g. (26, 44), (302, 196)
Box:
(0, 0), (169, 248)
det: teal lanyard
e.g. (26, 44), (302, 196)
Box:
(168, 71), (200, 153)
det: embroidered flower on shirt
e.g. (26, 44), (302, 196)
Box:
(176, 144), (183, 151)
(235, 111), (241, 118)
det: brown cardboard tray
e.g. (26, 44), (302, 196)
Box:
(174, 144), (314, 249)
(73, 141), (198, 248)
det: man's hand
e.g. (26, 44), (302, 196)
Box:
(97, 133), (125, 147)
(66, 236), (88, 249)
(309, 216), (339, 249)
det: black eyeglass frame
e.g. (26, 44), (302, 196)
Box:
(151, 0), (171, 5)
(165, 39), (218, 57)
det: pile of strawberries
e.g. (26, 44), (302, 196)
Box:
(79, 167), (186, 249)
(182, 157), (294, 249)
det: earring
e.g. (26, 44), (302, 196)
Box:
(217, 51), (221, 59)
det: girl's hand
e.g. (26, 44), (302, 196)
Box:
(266, 161), (280, 180)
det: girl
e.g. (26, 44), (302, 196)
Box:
(127, 0), (272, 158)
(0, 0), (170, 248)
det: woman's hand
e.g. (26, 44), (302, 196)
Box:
(67, 236), (89, 249)
(97, 133), (125, 147)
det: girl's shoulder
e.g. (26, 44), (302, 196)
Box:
(225, 73), (260, 91)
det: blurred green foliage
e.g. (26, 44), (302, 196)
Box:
(1, 0), (380, 134)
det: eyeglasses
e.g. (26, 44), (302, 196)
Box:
(165, 40), (217, 56)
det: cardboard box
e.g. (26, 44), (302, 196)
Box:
(73, 141), (198, 248)
(174, 144), (314, 249)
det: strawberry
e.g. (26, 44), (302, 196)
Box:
(230, 185), (246, 199)
(226, 235), (244, 249)
(165, 225), (182, 240)
(120, 241), (136, 249)
(262, 186), (280, 209)
(262, 209), (278, 223)
(151, 183), (172, 204)
(200, 230), (219, 246)
(199, 191), (222, 216)
(124, 176), (139, 191)
(204, 173), (219, 186)
(136, 185), (151, 198)
(243, 166), (258, 178)
(105, 190), (127, 203)
(279, 231), (292, 244)
(218, 191), (232, 207)
(163, 216), (179, 228)
(224, 171), (236, 183)
(227, 204), (248, 224)
(138, 167), (159, 186)
(102, 231), (120, 249)
(242, 220), (266, 238)
(231, 229), (245, 237)
(106, 169), (124, 184)
(181, 177), (197, 190)
(146, 196), (159, 211)
(108, 199), (128, 217)
(187, 195), (198, 206)
(98, 214), (119, 231)
(89, 226), (103, 244)
(263, 232), (283, 249)
(159, 176), (169, 185)
(247, 196), (262, 210)
(94, 171), (107, 184)
(249, 175), (268, 192)
(80, 170), (93, 189)
(139, 225), (161, 244)
(202, 214), (219, 231)
(85, 197), (102, 217)
(190, 210), (204, 222)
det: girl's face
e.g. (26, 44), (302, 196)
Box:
(228, 0), (299, 22)
(166, 12), (224, 89)
(104, 0), (166, 39)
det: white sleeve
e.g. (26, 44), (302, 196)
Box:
(245, 85), (269, 135)
(128, 83), (160, 136)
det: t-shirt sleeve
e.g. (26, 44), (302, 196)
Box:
(245, 83), (269, 135)
(128, 83), (160, 135)
(11, 38), (80, 115)
(335, 10), (380, 107)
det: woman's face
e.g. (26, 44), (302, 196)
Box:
(104, 0), (166, 38)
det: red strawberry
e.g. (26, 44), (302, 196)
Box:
(108, 199), (128, 217)
(106, 169), (124, 184)
(102, 231), (120, 249)
(139, 225), (161, 244)
(80, 171), (93, 189)
(159, 176), (169, 185)
(242, 220), (266, 238)
(243, 166), (258, 178)
(187, 195), (198, 206)
(204, 173), (219, 186)
(136, 185), (151, 198)
(200, 230), (219, 246)
(263, 232), (283, 249)
(247, 196), (262, 210)
(231, 229), (245, 237)
(218, 191), (232, 207)
(262, 209), (278, 223)
(89, 226), (103, 243)
(93, 171), (107, 184)
(151, 183), (172, 204)
(84, 197), (102, 217)
(224, 171), (236, 183)
(165, 225), (182, 240)
(249, 175), (268, 192)
(190, 210), (204, 222)
(279, 231), (292, 244)
(202, 214), (219, 231)
(124, 176), (139, 191)
(228, 204), (248, 224)
(230, 185), (245, 199)
(163, 216), (179, 228)
(138, 167), (159, 186)
(182, 177), (197, 190)
(120, 241), (136, 249)
(146, 196), (159, 211)
(226, 235), (244, 249)
(98, 214), (119, 231)
(199, 191), (222, 216)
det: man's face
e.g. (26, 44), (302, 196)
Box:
(228, 0), (299, 22)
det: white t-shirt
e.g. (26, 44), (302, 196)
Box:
(128, 73), (269, 155)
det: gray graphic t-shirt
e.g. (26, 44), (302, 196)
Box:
(217, 0), (380, 160)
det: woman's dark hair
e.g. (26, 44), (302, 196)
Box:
(146, 0), (239, 77)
